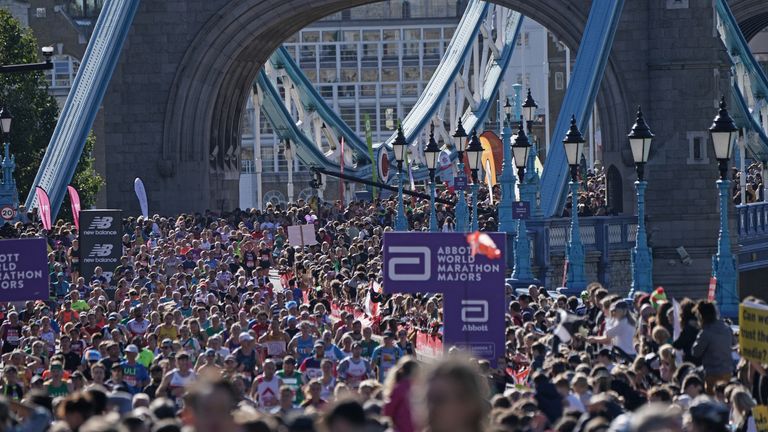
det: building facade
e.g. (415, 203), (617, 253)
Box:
(239, 1), (562, 209)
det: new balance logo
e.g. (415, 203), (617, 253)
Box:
(88, 244), (113, 258)
(88, 217), (113, 230)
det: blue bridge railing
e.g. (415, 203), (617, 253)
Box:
(516, 216), (637, 289)
(737, 202), (768, 239)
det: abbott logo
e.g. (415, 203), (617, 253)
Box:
(88, 244), (114, 258)
(387, 246), (431, 281)
(88, 217), (114, 230)
(461, 300), (489, 323)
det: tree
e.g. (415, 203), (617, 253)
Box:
(61, 132), (103, 221)
(0, 9), (102, 217)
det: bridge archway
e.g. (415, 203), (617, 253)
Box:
(160, 0), (629, 211)
(731, 0), (768, 41)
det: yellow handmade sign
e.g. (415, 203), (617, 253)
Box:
(739, 301), (768, 363)
(753, 405), (768, 432)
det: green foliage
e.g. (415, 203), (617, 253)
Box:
(0, 9), (59, 200)
(0, 9), (102, 217)
(60, 133), (103, 221)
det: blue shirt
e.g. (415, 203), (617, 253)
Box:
(120, 360), (149, 395)
(371, 346), (402, 381)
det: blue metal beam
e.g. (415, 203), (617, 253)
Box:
(714, 0), (768, 161)
(539, 0), (625, 217)
(25, 0), (141, 218)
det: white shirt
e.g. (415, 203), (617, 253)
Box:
(604, 318), (636, 356)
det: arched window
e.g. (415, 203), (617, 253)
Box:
(263, 190), (286, 207)
(606, 165), (623, 215)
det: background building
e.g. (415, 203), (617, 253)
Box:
(239, 1), (571, 209)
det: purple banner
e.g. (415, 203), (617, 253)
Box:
(0, 238), (49, 301)
(383, 232), (506, 366)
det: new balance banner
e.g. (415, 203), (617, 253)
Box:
(0, 238), (48, 301)
(79, 209), (122, 283)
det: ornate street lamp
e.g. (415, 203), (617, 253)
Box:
(563, 115), (587, 293)
(627, 107), (654, 296)
(466, 129), (484, 231)
(425, 124), (441, 232)
(709, 96), (738, 318)
(0, 107), (12, 134)
(392, 125), (409, 231)
(522, 89), (538, 133)
(511, 118), (533, 281)
(453, 118), (469, 231)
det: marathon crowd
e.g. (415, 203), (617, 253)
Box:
(0, 194), (760, 432)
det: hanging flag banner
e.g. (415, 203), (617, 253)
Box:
(383, 232), (506, 366)
(134, 177), (149, 218)
(79, 209), (123, 284)
(0, 238), (48, 301)
(35, 187), (52, 231)
(364, 114), (378, 199)
(67, 186), (81, 230)
(707, 277), (717, 302)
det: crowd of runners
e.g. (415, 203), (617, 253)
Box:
(0, 195), (759, 432)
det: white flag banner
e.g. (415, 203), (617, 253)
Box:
(134, 177), (149, 218)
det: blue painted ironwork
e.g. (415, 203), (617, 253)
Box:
(512, 218), (533, 281)
(455, 165), (468, 232)
(429, 180), (438, 232)
(395, 167), (408, 231)
(0, 142), (19, 222)
(539, 0), (626, 217)
(630, 180), (653, 296)
(714, 0), (768, 159)
(511, 84), (522, 122)
(257, 72), (364, 177)
(565, 180), (587, 292)
(520, 143), (542, 219)
(25, 0), (141, 218)
(471, 182), (480, 232)
(714, 179), (738, 318)
(270, 47), (371, 164)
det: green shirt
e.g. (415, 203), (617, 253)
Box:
(71, 300), (90, 312)
(360, 339), (379, 359)
(138, 349), (154, 368)
(276, 370), (304, 404)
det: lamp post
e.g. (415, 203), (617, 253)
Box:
(453, 119), (469, 231)
(563, 116), (587, 293)
(425, 124), (441, 232)
(511, 117), (533, 281)
(520, 89), (542, 219)
(709, 97), (738, 318)
(466, 129), (484, 231)
(283, 139), (295, 203)
(628, 107), (654, 296)
(392, 126), (409, 231)
(0, 107), (18, 223)
(498, 98), (517, 236)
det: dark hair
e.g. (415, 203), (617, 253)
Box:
(324, 399), (366, 428)
(695, 300), (718, 325)
(679, 298), (696, 326)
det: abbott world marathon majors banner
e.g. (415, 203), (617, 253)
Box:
(383, 232), (506, 366)
(0, 238), (48, 301)
(79, 209), (122, 283)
